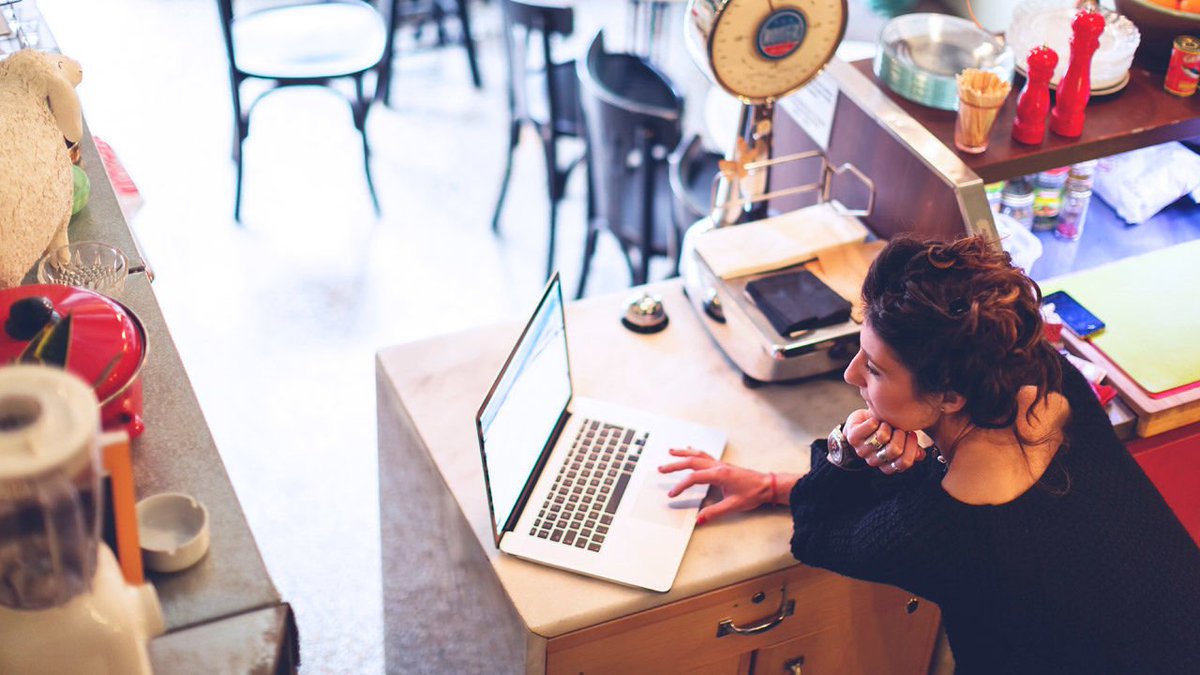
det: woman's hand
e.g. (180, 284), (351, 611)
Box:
(658, 448), (773, 525)
(843, 409), (926, 475)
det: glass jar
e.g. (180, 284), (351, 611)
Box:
(1032, 167), (1070, 231)
(1000, 175), (1035, 228)
(1055, 178), (1093, 242)
(1068, 159), (1099, 190)
(985, 181), (1006, 213)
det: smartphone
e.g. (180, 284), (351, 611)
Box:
(1043, 290), (1105, 338)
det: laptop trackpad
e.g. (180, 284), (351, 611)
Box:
(631, 475), (706, 530)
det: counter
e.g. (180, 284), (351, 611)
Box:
(6, 4), (297, 665)
(377, 281), (941, 673)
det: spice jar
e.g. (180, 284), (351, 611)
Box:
(1068, 160), (1098, 190)
(1000, 175), (1035, 229)
(1055, 177), (1093, 242)
(1033, 167), (1070, 231)
(985, 181), (1006, 213)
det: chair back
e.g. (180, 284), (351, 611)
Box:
(669, 134), (723, 229)
(500, 0), (575, 126)
(577, 30), (683, 256)
(216, 0), (238, 76)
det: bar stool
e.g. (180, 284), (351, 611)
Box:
(376, 0), (482, 106)
(668, 134), (723, 275)
(575, 30), (684, 298)
(492, 0), (587, 281)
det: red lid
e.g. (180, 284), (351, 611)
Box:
(1026, 45), (1059, 72)
(1072, 9), (1106, 38)
(0, 285), (145, 404)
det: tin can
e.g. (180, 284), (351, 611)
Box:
(1165, 36), (1200, 98)
(1033, 167), (1070, 231)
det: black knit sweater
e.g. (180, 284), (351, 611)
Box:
(789, 362), (1200, 674)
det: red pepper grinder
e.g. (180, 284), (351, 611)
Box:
(1050, 9), (1106, 138)
(1012, 46), (1059, 145)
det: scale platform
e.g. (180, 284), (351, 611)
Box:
(681, 226), (862, 384)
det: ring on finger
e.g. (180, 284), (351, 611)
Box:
(865, 434), (884, 451)
(875, 446), (890, 461)
(890, 459), (902, 471)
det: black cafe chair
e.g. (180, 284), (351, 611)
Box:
(575, 30), (683, 298)
(491, 0), (587, 281)
(668, 133), (723, 276)
(215, 0), (387, 222)
(376, 0), (482, 106)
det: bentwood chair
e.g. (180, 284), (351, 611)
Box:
(575, 30), (683, 298)
(492, 0), (587, 280)
(215, 0), (387, 222)
(376, 0), (482, 106)
(668, 134), (723, 275)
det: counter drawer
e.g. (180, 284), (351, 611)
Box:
(546, 565), (932, 675)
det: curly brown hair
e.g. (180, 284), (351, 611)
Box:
(861, 235), (1063, 433)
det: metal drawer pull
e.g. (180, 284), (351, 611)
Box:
(716, 587), (795, 638)
(785, 656), (805, 674)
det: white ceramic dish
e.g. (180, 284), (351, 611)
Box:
(1007, 0), (1140, 91)
(136, 492), (210, 573)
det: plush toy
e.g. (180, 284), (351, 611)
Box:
(0, 50), (83, 289)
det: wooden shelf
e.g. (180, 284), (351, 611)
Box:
(852, 60), (1200, 183)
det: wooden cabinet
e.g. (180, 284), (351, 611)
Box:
(546, 566), (939, 675)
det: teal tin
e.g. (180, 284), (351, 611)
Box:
(873, 13), (1014, 111)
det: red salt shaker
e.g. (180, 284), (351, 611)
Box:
(1012, 46), (1059, 145)
(1050, 9), (1106, 138)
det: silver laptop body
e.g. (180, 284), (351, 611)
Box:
(476, 274), (726, 592)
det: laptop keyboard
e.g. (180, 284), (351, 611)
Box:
(530, 419), (648, 553)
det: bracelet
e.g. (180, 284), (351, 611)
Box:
(827, 424), (868, 471)
(770, 472), (778, 504)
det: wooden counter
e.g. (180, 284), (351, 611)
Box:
(377, 281), (941, 673)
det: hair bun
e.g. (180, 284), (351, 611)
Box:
(926, 244), (958, 270)
(862, 235), (1063, 431)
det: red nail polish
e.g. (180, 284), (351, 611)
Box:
(696, 515), (707, 526)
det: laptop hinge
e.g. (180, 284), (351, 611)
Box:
(502, 408), (572, 537)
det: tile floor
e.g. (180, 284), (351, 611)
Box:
(32, 1), (925, 673)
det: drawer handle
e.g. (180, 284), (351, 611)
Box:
(716, 588), (795, 638)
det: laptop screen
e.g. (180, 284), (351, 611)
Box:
(477, 275), (573, 542)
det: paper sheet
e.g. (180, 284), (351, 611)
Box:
(694, 202), (870, 279)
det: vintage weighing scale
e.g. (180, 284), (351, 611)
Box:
(681, 0), (877, 383)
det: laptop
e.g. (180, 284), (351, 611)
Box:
(476, 273), (727, 592)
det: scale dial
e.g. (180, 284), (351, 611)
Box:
(687, 0), (847, 103)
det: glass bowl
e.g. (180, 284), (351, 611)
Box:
(36, 241), (129, 296)
(1008, 0), (1141, 91)
(874, 13), (1014, 111)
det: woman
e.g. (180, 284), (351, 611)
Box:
(660, 236), (1200, 673)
